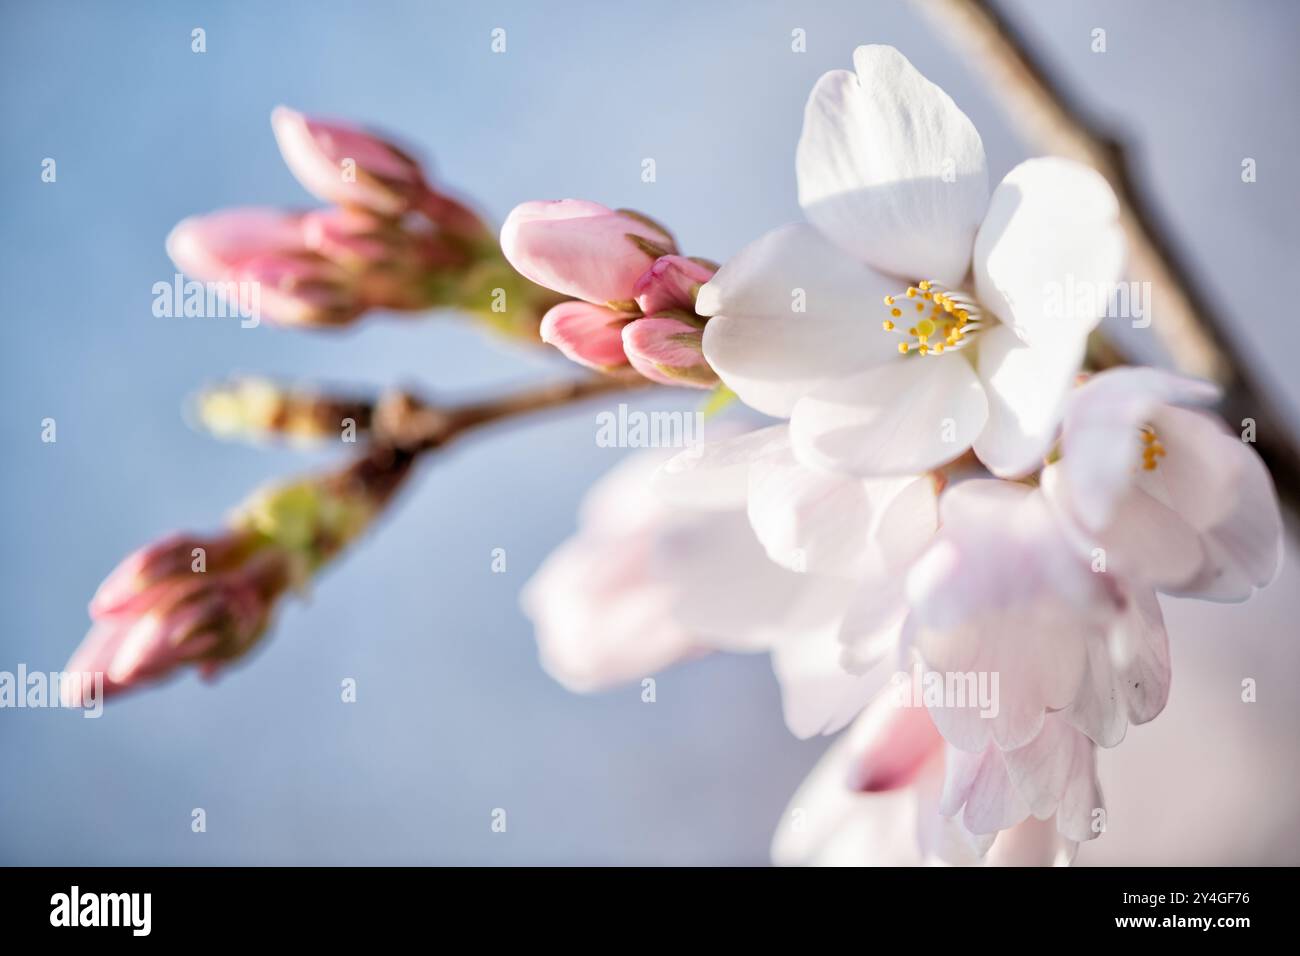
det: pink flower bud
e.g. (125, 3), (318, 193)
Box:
(271, 106), (433, 215)
(500, 200), (676, 307)
(68, 545), (293, 700)
(166, 208), (305, 282)
(90, 530), (259, 619)
(235, 253), (363, 327)
(540, 301), (634, 371)
(632, 255), (717, 316)
(621, 316), (717, 388)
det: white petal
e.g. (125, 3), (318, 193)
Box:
(747, 446), (917, 577)
(655, 511), (829, 652)
(772, 623), (893, 739)
(1108, 586), (1171, 727)
(522, 535), (698, 693)
(771, 695), (943, 865)
(1060, 367), (1220, 530)
(1042, 460), (1207, 591)
(698, 223), (900, 417)
(796, 45), (989, 286)
(791, 356), (989, 477)
(940, 745), (1031, 835)
(1001, 717), (1103, 842)
(985, 817), (1077, 866)
(973, 157), (1124, 346)
(913, 758), (997, 864)
(972, 322), (1086, 478)
(908, 483), (1107, 751)
(653, 424), (789, 511)
(1160, 414), (1284, 601)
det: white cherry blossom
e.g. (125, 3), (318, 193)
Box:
(1041, 366), (1283, 601)
(699, 45), (1125, 478)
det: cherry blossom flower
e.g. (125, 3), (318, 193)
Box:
(1041, 367), (1283, 601)
(903, 479), (1170, 752)
(772, 688), (1089, 866)
(699, 45), (1124, 477)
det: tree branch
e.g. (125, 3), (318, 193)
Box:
(914, 0), (1300, 514)
(372, 373), (651, 452)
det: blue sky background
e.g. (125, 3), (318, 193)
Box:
(2, 0), (1298, 864)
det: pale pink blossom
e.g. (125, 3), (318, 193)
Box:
(656, 425), (936, 736)
(905, 479), (1169, 752)
(772, 689), (1087, 866)
(523, 440), (861, 728)
(1041, 367), (1283, 601)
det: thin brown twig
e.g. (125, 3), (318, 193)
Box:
(914, 0), (1300, 514)
(371, 373), (652, 453)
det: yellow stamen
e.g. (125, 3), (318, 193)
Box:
(879, 279), (985, 357)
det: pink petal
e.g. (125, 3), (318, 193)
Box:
(539, 301), (633, 370)
(500, 199), (675, 306)
(621, 316), (715, 388)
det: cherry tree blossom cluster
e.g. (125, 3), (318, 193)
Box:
(512, 46), (1283, 865)
(66, 45), (1283, 867)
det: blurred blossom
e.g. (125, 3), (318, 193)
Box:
(522, 441), (862, 715)
(165, 107), (568, 333)
(166, 207), (305, 280)
(773, 688), (1085, 866)
(271, 106), (436, 217)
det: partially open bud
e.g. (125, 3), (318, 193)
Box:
(271, 106), (434, 215)
(500, 200), (676, 307)
(540, 301), (635, 371)
(632, 255), (717, 316)
(621, 316), (717, 389)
